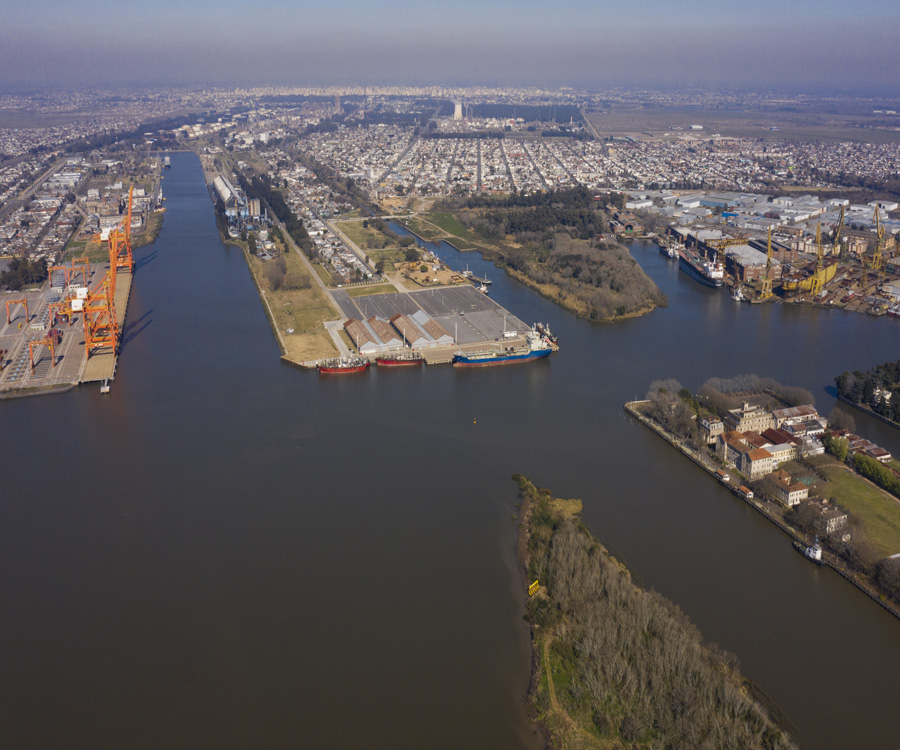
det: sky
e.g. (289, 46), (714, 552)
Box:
(3, 0), (900, 94)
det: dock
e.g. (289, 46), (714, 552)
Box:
(81, 269), (132, 384)
(1, 267), (133, 397)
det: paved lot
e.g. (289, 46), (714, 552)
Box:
(331, 284), (528, 345)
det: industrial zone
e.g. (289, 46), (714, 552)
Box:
(0, 189), (138, 395)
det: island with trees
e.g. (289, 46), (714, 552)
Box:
(515, 474), (796, 750)
(835, 359), (900, 428)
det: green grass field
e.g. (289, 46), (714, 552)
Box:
(428, 212), (474, 240)
(819, 464), (900, 557)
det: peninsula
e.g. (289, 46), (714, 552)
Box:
(515, 475), (796, 749)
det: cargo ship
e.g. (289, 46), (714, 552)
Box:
(317, 356), (370, 374)
(375, 351), (424, 367)
(679, 247), (724, 288)
(452, 328), (552, 367)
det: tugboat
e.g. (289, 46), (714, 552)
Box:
(317, 356), (370, 374)
(794, 536), (824, 566)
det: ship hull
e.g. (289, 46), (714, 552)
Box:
(453, 348), (551, 367)
(318, 363), (369, 374)
(376, 356), (423, 367)
(679, 253), (723, 288)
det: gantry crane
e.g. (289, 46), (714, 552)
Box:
(809, 223), (827, 297)
(759, 228), (775, 300)
(831, 205), (845, 259)
(5, 298), (28, 325)
(110, 186), (135, 273)
(706, 236), (748, 265)
(782, 223), (837, 296)
(82, 221), (119, 358)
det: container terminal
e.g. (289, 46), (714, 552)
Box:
(0, 190), (137, 397)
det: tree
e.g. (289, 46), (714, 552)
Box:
(265, 256), (287, 291)
(375, 259), (386, 275)
(248, 233), (258, 255)
(404, 246), (420, 262)
(823, 435), (849, 462)
(827, 406), (856, 433)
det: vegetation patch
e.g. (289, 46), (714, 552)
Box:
(433, 188), (666, 321)
(516, 475), (796, 750)
(244, 248), (338, 362)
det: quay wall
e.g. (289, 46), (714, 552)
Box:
(624, 401), (900, 622)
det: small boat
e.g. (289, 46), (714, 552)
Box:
(477, 283), (489, 295)
(470, 273), (491, 285)
(461, 265), (473, 278)
(317, 356), (370, 374)
(794, 537), (824, 565)
(731, 285), (745, 302)
(376, 351), (424, 367)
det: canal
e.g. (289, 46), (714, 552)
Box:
(2, 151), (899, 749)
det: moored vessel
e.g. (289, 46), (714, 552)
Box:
(679, 247), (724, 288)
(452, 327), (553, 367)
(375, 351), (424, 367)
(794, 537), (824, 565)
(317, 356), (370, 374)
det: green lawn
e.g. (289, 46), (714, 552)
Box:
(820, 464), (900, 557)
(428, 211), (475, 241)
(366, 246), (406, 269)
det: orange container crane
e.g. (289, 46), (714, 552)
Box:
(82, 274), (118, 358)
(48, 264), (71, 289)
(109, 185), (135, 274)
(29, 337), (57, 370)
(5, 298), (28, 325)
(82, 224), (119, 358)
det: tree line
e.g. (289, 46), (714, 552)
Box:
(835, 361), (900, 423)
(0, 257), (48, 291)
(518, 476), (796, 750)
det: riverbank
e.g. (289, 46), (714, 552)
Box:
(837, 394), (900, 432)
(624, 400), (900, 622)
(399, 212), (663, 323)
(515, 474), (797, 750)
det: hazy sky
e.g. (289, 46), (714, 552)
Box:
(3, 0), (900, 93)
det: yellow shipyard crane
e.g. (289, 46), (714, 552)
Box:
(759, 228), (774, 300)
(782, 222), (837, 296)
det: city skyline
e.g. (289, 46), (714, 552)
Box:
(3, 0), (900, 94)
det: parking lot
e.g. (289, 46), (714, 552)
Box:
(331, 285), (529, 345)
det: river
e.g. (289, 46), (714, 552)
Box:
(1, 151), (899, 749)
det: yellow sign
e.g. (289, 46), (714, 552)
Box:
(528, 580), (540, 596)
